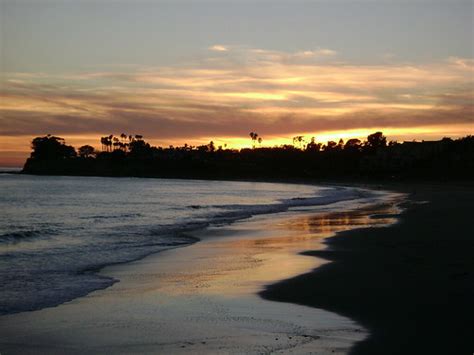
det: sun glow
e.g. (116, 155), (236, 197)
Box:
(191, 123), (474, 150)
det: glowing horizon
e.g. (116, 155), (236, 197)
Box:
(2, 122), (472, 167)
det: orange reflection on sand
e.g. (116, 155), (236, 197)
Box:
(153, 202), (400, 297)
(282, 205), (398, 235)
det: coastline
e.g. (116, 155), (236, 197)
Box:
(260, 184), (474, 354)
(0, 186), (400, 354)
(0, 177), (371, 316)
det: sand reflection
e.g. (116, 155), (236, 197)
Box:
(154, 200), (401, 297)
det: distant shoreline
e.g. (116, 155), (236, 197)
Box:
(0, 167), (22, 173)
(21, 134), (474, 182)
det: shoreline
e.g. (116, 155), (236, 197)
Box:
(260, 184), (474, 354)
(0, 178), (371, 317)
(0, 186), (400, 354)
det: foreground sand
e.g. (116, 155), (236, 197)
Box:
(262, 184), (474, 354)
(0, 192), (401, 354)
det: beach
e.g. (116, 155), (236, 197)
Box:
(262, 184), (474, 354)
(0, 186), (402, 354)
(1, 183), (472, 354)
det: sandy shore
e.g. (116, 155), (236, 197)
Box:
(0, 190), (401, 354)
(261, 184), (474, 354)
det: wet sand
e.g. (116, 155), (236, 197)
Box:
(0, 192), (401, 354)
(261, 185), (474, 354)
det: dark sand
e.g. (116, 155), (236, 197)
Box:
(261, 185), (474, 354)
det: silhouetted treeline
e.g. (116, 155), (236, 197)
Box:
(22, 132), (474, 182)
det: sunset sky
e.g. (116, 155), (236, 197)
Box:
(1, 0), (473, 166)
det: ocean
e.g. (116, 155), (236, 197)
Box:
(0, 174), (368, 315)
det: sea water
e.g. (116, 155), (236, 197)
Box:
(0, 174), (365, 315)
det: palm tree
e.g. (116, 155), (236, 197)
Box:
(112, 137), (120, 151)
(292, 136), (305, 150)
(249, 132), (259, 148)
(100, 136), (113, 152)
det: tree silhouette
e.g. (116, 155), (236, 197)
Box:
(366, 132), (387, 150)
(249, 132), (259, 148)
(100, 136), (112, 152)
(129, 138), (152, 158)
(31, 135), (76, 160)
(23, 132), (474, 182)
(344, 138), (362, 152)
(306, 137), (321, 152)
(78, 145), (95, 158)
(293, 136), (305, 150)
(208, 141), (215, 152)
(324, 141), (338, 151)
(112, 137), (120, 151)
(338, 139), (344, 150)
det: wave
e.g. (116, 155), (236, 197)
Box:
(206, 187), (367, 223)
(152, 188), (369, 243)
(79, 213), (143, 220)
(0, 229), (54, 244)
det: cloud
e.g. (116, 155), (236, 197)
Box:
(209, 45), (229, 52)
(242, 47), (337, 64)
(448, 56), (474, 70)
(294, 48), (337, 58)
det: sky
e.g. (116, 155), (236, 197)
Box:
(1, 0), (473, 166)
